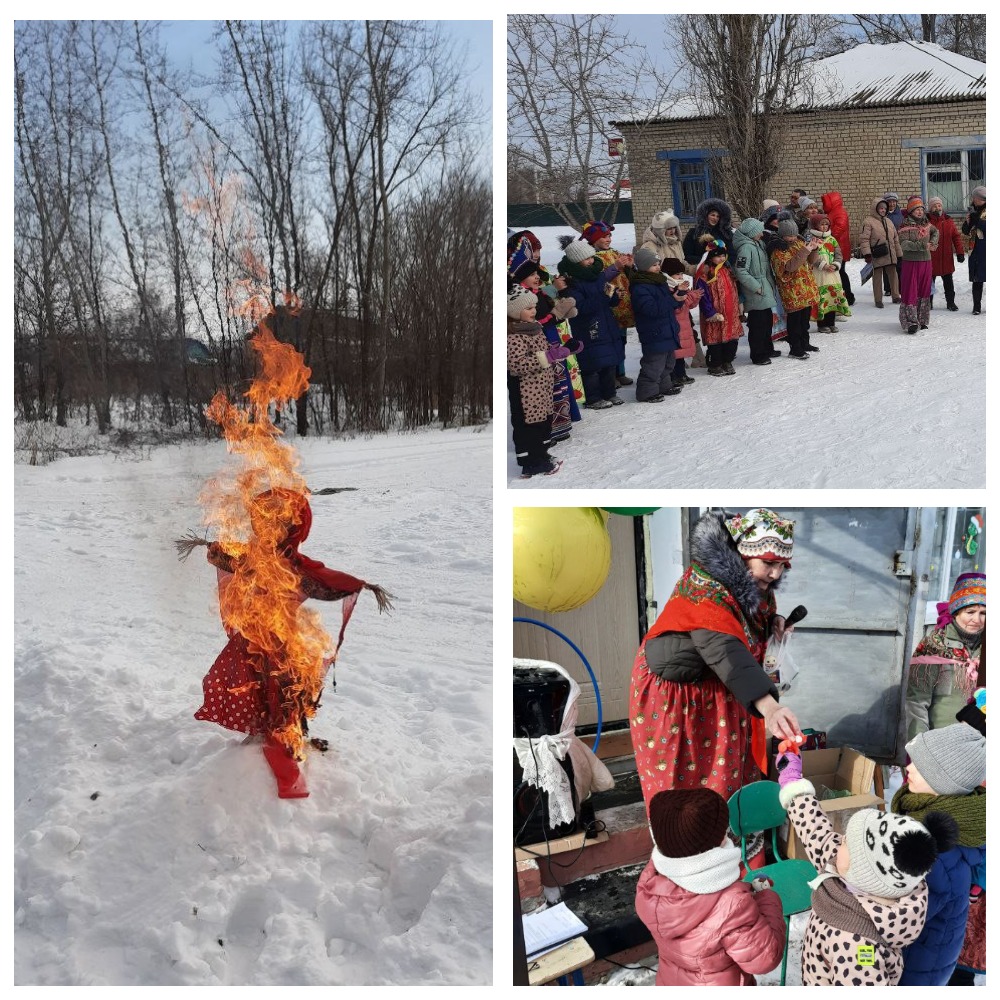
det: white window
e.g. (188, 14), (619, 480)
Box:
(924, 148), (985, 215)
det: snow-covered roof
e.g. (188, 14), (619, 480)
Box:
(613, 41), (985, 124)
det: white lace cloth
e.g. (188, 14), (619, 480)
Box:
(513, 658), (614, 830)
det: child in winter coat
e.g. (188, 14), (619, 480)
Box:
(639, 212), (696, 276)
(635, 787), (786, 986)
(581, 220), (634, 387)
(506, 286), (581, 478)
(894, 723), (986, 985)
(629, 247), (688, 402)
(558, 239), (629, 410)
(733, 218), (781, 365)
(820, 191), (855, 305)
(769, 220), (821, 359)
(776, 749), (957, 985)
(661, 258), (703, 386)
(808, 214), (851, 333)
(694, 238), (744, 376)
(926, 196), (965, 311)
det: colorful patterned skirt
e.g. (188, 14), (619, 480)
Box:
(811, 279), (852, 320)
(629, 642), (761, 813)
(771, 296), (788, 342)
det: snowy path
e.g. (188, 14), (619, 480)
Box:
(508, 233), (984, 488)
(15, 428), (492, 985)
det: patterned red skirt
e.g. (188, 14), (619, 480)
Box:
(629, 642), (761, 813)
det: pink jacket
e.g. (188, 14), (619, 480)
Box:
(635, 860), (786, 985)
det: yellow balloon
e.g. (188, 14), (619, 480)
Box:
(513, 507), (612, 613)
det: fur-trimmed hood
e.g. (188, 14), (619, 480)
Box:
(689, 512), (778, 622)
(695, 198), (733, 232)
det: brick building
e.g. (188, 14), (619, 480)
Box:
(612, 42), (985, 251)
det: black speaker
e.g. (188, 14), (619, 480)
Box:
(513, 665), (582, 844)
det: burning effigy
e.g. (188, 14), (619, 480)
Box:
(176, 295), (392, 799)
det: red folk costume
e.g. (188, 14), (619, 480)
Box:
(630, 510), (794, 812)
(193, 489), (389, 794)
(694, 250), (743, 345)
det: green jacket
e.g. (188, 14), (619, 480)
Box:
(905, 624), (980, 741)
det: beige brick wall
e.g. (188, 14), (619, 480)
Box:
(621, 100), (985, 250)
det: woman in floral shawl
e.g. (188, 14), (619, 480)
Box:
(629, 509), (802, 820)
(905, 573), (985, 742)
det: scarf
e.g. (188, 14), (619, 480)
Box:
(508, 320), (542, 336)
(891, 785), (986, 847)
(629, 269), (669, 286)
(952, 622), (984, 653)
(650, 841), (742, 894)
(909, 624), (980, 697)
(645, 562), (774, 774)
(558, 256), (604, 282)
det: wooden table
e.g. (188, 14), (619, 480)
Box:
(528, 936), (595, 986)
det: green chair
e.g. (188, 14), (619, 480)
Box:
(727, 780), (818, 986)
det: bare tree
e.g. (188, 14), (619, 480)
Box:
(816, 14), (985, 61)
(672, 15), (820, 221)
(507, 14), (677, 230)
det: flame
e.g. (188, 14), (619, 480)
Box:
(195, 171), (331, 760)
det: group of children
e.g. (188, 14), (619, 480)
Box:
(635, 717), (985, 986)
(506, 203), (847, 479)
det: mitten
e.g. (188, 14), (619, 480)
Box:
(750, 876), (774, 893)
(544, 344), (572, 363)
(775, 751), (803, 786)
(565, 339), (584, 354)
(864, 254), (872, 263)
(552, 296), (577, 321)
(957, 254), (966, 263)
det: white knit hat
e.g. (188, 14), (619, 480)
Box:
(507, 286), (538, 319)
(562, 240), (596, 264)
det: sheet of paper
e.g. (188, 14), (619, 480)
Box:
(522, 901), (588, 959)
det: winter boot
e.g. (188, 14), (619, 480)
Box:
(907, 324), (918, 334)
(585, 399), (613, 410)
(609, 396), (625, 406)
(616, 374), (634, 387)
(263, 738), (310, 799)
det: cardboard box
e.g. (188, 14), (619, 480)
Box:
(768, 747), (884, 861)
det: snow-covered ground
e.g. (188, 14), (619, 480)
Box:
(14, 427), (492, 985)
(509, 224), (985, 488)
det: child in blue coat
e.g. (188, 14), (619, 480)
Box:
(629, 247), (688, 402)
(557, 238), (632, 410)
(894, 723), (986, 985)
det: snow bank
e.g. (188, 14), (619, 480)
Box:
(15, 428), (492, 985)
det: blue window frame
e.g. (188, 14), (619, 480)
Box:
(656, 148), (725, 221)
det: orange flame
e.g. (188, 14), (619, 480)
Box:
(195, 169), (331, 760)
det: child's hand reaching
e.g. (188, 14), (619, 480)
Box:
(775, 750), (803, 786)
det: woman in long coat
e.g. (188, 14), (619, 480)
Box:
(859, 198), (903, 308)
(629, 509), (801, 817)
(962, 186), (986, 314)
(927, 196), (965, 311)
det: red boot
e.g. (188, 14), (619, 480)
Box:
(262, 738), (309, 798)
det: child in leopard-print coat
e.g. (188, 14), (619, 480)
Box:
(506, 286), (582, 479)
(776, 749), (957, 986)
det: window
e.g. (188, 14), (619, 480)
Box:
(924, 147), (985, 214)
(924, 507), (985, 625)
(661, 150), (725, 221)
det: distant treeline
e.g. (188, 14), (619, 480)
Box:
(14, 20), (491, 436)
